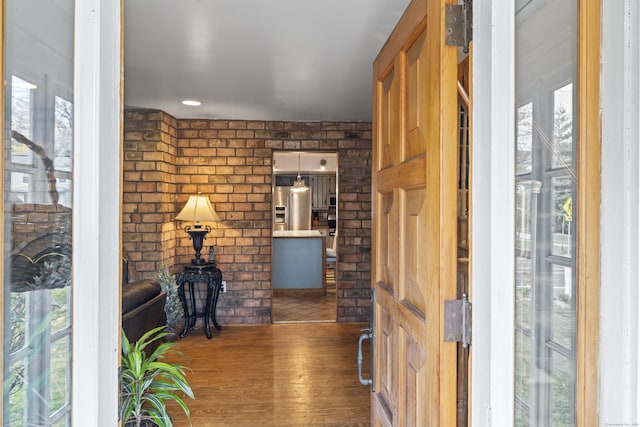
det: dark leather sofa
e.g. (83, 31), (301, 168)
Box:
(121, 258), (166, 345)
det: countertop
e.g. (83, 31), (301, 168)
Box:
(273, 230), (325, 238)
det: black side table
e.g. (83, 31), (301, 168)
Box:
(177, 263), (223, 339)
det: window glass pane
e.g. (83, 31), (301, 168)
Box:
(4, 1), (74, 425)
(515, 0), (577, 424)
(550, 176), (573, 257)
(515, 403), (530, 427)
(54, 96), (72, 173)
(51, 286), (72, 333)
(515, 257), (532, 329)
(516, 102), (533, 175)
(50, 335), (71, 412)
(10, 171), (32, 203)
(9, 293), (27, 352)
(8, 359), (26, 425)
(11, 76), (34, 165)
(52, 415), (70, 427)
(515, 181), (541, 251)
(552, 83), (574, 169)
(551, 265), (574, 349)
(515, 330), (532, 404)
(551, 351), (575, 426)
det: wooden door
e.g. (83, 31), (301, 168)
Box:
(371, 0), (458, 425)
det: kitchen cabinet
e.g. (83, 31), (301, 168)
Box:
(276, 174), (336, 210)
(272, 230), (326, 295)
(310, 175), (336, 210)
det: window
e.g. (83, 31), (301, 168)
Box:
(10, 76), (34, 166)
(4, 1), (74, 425)
(514, 1), (578, 424)
(54, 96), (73, 207)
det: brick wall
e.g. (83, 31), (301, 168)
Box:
(336, 143), (372, 322)
(123, 110), (179, 279)
(175, 119), (273, 324)
(123, 110), (372, 323)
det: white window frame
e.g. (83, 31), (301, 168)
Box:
(72, 0), (121, 425)
(471, 0), (516, 425)
(599, 0), (640, 424)
(474, 1), (640, 426)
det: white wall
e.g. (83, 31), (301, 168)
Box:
(600, 0), (640, 424)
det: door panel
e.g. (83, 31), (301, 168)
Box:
(374, 303), (396, 426)
(404, 330), (428, 426)
(402, 188), (427, 314)
(372, 0), (458, 425)
(406, 31), (428, 159)
(379, 192), (397, 289)
(380, 70), (398, 170)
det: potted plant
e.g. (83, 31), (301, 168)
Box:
(120, 326), (194, 427)
(156, 264), (184, 339)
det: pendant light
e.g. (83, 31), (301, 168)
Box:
(292, 153), (307, 190)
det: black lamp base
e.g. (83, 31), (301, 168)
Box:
(185, 225), (211, 265)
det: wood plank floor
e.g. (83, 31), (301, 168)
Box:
(163, 323), (371, 426)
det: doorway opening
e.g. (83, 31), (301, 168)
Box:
(271, 151), (338, 323)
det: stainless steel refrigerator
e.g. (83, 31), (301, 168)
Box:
(273, 186), (311, 231)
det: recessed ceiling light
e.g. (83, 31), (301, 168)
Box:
(182, 100), (201, 106)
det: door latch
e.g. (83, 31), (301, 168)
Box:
(444, 293), (472, 348)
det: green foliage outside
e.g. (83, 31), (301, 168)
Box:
(8, 282), (71, 425)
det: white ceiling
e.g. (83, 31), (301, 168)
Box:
(123, 0), (410, 122)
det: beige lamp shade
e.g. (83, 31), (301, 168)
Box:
(175, 195), (220, 223)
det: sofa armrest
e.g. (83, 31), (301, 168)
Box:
(122, 279), (167, 347)
(122, 279), (161, 314)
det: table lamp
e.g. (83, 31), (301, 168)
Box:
(175, 194), (220, 265)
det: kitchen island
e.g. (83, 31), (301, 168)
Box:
(272, 230), (326, 295)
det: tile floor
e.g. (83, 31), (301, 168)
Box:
(272, 267), (337, 323)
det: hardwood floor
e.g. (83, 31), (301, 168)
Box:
(163, 323), (371, 426)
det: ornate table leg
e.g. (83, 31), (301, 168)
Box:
(188, 281), (197, 328)
(204, 277), (214, 339)
(177, 275), (190, 338)
(210, 269), (223, 331)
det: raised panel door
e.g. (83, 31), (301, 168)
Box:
(371, 0), (458, 425)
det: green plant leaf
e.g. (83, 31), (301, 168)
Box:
(120, 326), (193, 426)
(155, 391), (192, 418)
